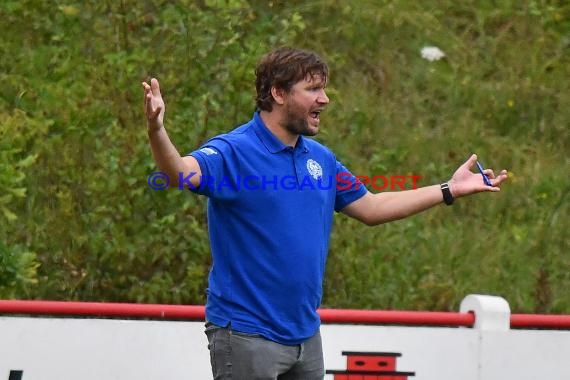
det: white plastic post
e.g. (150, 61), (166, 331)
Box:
(459, 294), (511, 331)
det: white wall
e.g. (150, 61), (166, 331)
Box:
(0, 317), (210, 380)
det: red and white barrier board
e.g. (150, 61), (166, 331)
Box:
(1, 294), (570, 380)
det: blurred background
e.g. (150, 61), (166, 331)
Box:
(1, 0), (568, 313)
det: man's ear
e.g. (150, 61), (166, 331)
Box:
(270, 86), (286, 106)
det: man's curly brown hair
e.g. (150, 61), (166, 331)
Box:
(255, 47), (329, 112)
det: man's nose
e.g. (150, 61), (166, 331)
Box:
(317, 89), (329, 104)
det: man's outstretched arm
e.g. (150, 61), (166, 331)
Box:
(341, 154), (508, 226)
(142, 78), (200, 188)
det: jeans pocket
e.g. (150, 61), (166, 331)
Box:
(205, 321), (218, 331)
(230, 329), (261, 339)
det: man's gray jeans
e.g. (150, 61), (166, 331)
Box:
(205, 323), (324, 380)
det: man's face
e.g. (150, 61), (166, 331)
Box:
(282, 74), (329, 137)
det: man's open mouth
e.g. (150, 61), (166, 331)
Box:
(310, 110), (322, 120)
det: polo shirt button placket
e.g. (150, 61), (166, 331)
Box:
(287, 146), (301, 187)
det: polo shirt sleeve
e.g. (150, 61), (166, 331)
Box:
(187, 138), (236, 199)
(334, 160), (368, 211)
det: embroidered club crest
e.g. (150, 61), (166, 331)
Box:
(306, 159), (323, 180)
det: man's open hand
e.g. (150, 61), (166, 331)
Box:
(142, 78), (165, 133)
(448, 154), (508, 198)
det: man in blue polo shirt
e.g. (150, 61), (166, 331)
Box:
(189, 109), (366, 348)
(143, 47), (508, 379)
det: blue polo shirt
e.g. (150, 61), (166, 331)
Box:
(189, 112), (366, 345)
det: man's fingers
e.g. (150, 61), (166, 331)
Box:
(144, 91), (158, 119)
(142, 82), (150, 102)
(462, 153), (478, 170)
(150, 78), (161, 96)
(144, 91), (152, 112)
(143, 82), (155, 114)
(142, 78), (164, 131)
(493, 171), (509, 186)
(485, 171), (508, 189)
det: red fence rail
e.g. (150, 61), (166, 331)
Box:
(318, 308), (474, 326)
(1, 300), (569, 329)
(510, 314), (570, 329)
(0, 300), (204, 320)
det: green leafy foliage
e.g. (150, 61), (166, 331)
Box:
(0, 242), (39, 298)
(1, 1), (568, 313)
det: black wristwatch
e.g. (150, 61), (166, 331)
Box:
(440, 182), (454, 206)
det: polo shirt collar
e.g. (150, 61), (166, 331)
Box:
(252, 112), (309, 154)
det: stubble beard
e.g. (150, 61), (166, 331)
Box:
(283, 103), (318, 137)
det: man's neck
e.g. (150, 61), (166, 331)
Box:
(259, 110), (299, 147)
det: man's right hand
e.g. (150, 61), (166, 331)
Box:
(142, 78), (165, 133)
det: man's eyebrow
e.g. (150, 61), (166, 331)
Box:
(306, 74), (327, 86)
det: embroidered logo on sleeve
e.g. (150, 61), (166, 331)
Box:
(306, 159), (323, 180)
(199, 147), (218, 155)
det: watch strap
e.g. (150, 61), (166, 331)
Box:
(441, 182), (454, 206)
